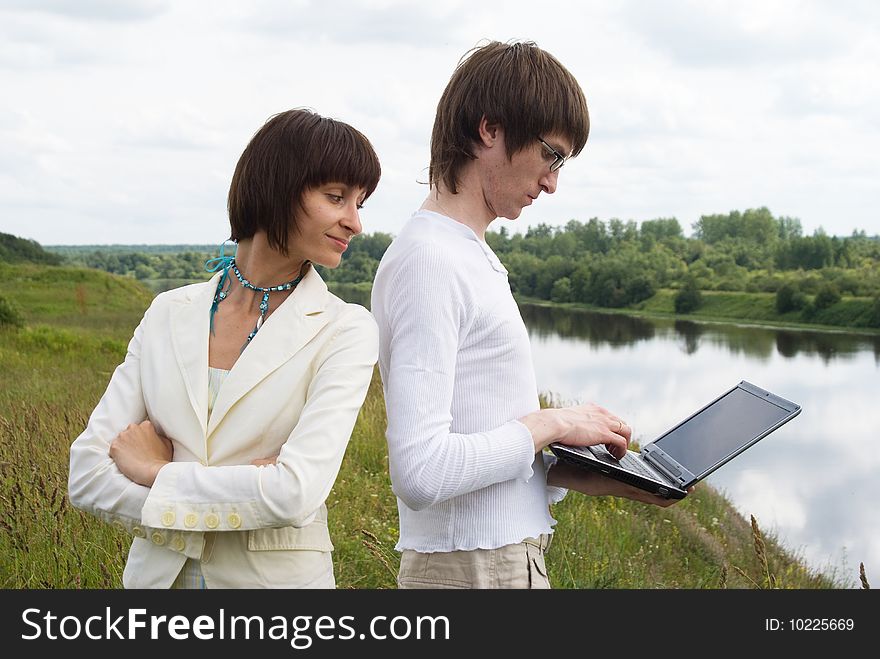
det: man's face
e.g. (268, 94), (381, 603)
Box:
(479, 131), (572, 221)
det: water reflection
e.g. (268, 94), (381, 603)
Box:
(519, 304), (880, 363)
(674, 320), (702, 355)
(520, 304), (655, 346)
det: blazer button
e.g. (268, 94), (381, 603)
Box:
(132, 526), (146, 538)
(204, 513), (220, 529)
(171, 536), (185, 552)
(161, 511), (176, 527)
(184, 513), (198, 528)
(151, 531), (166, 546)
(227, 513), (242, 529)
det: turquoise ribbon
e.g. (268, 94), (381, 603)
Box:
(205, 242), (237, 334)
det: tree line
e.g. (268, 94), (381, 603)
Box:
(41, 234), (396, 285)
(487, 208), (879, 306)
(5, 207), (880, 328)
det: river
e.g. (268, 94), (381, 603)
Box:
(521, 303), (880, 587)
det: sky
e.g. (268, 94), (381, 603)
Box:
(1, 0), (879, 246)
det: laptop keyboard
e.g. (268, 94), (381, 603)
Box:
(623, 454), (659, 479)
(606, 449), (664, 482)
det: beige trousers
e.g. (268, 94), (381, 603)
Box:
(397, 534), (552, 589)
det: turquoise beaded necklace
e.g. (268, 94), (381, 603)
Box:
(206, 250), (306, 351)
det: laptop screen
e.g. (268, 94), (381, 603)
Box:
(653, 386), (794, 477)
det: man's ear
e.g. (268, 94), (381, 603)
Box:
(478, 116), (503, 147)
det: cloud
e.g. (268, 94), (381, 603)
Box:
(621, 0), (848, 68)
(0, 15), (99, 69)
(234, 0), (462, 47)
(0, 0), (169, 22)
(1, 0), (878, 243)
(115, 106), (224, 151)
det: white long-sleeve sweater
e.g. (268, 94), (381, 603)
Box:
(371, 210), (565, 552)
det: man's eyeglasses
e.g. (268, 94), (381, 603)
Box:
(538, 137), (568, 172)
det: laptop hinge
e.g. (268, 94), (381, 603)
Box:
(643, 445), (696, 488)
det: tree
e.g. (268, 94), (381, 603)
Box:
(867, 297), (880, 328)
(550, 277), (572, 303)
(777, 216), (803, 240)
(0, 232), (63, 265)
(640, 217), (683, 242)
(813, 283), (841, 310)
(674, 279), (703, 314)
(586, 258), (656, 308)
(776, 283), (807, 313)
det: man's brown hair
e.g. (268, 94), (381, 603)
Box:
(429, 40), (589, 194)
(228, 108), (381, 254)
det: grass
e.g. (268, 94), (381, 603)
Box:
(0, 265), (861, 589)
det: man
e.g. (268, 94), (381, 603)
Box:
(371, 40), (680, 590)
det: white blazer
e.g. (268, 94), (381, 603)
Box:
(68, 267), (378, 588)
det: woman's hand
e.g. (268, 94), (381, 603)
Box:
(109, 420), (173, 487)
(251, 454), (279, 467)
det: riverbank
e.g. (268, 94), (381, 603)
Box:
(517, 289), (880, 336)
(326, 280), (880, 336)
(24, 262), (879, 336)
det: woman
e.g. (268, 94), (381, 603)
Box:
(68, 109), (381, 588)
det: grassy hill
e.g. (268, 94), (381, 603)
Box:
(0, 264), (854, 588)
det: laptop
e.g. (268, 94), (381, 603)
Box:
(549, 380), (801, 499)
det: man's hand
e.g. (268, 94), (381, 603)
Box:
(547, 458), (694, 508)
(520, 402), (631, 456)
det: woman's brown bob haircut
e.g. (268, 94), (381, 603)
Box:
(228, 108), (381, 255)
(430, 40), (589, 194)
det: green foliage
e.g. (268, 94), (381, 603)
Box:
(693, 207), (779, 245)
(62, 249), (214, 281)
(317, 252), (378, 284)
(776, 283), (807, 313)
(46, 243), (217, 257)
(581, 257), (655, 308)
(550, 277), (572, 303)
(25, 208), (879, 330)
(0, 232), (63, 265)
(869, 297), (880, 328)
(674, 279), (703, 314)
(814, 283), (842, 310)
(0, 295), (24, 327)
(640, 217), (683, 242)
(0, 262), (153, 338)
(638, 288), (880, 331)
(776, 234), (836, 270)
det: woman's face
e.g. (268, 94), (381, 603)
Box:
(290, 183), (366, 268)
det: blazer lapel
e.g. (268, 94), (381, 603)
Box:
(206, 266), (332, 438)
(168, 276), (217, 437)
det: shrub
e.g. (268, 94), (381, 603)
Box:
(776, 283), (807, 313)
(813, 283), (841, 310)
(868, 297), (880, 328)
(0, 295), (24, 327)
(550, 277), (572, 303)
(674, 279), (703, 314)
